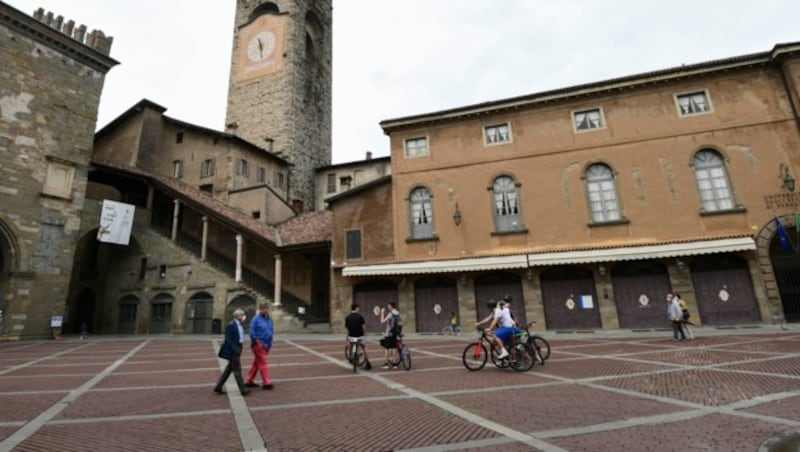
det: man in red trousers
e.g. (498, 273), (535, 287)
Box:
(245, 302), (274, 390)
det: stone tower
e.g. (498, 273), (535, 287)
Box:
(225, 0), (332, 212)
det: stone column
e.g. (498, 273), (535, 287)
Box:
(235, 234), (243, 282)
(171, 199), (180, 242)
(273, 254), (282, 306)
(200, 216), (208, 262)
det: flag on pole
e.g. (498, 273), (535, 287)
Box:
(775, 215), (792, 251)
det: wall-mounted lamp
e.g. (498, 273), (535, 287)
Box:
(453, 202), (462, 226)
(598, 265), (606, 276)
(676, 259), (686, 271)
(526, 268), (534, 281)
(780, 163), (795, 192)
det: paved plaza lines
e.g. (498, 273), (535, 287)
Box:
(0, 330), (799, 451)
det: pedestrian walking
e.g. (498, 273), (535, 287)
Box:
(214, 308), (250, 396)
(675, 293), (695, 340)
(666, 292), (686, 341)
(245, 302), (275, 390)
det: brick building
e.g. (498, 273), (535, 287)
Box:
(331, 43), (800, 334)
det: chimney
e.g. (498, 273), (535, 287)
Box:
(366, 151), (372, 160)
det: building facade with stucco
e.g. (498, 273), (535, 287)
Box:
(331, 43), (800, 334)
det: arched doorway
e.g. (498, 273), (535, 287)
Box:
(770, 234), (800, 323)
(149, 293), (174, 334)
(414, 276), (457, 333)
(74, 288), (97, 334)
(353, 280), (397, 334)
(226, 294), (257, 334)
(0, 219), (19, 336)
(473, 273), (526, 326)
(118, 294), (140, 334)
(541, 266), (602, 330)
(611, 261), (671, 328)
(187, 291), (215, 334)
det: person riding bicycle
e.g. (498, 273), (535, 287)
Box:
(475, 299), (513, 359)
(345, 304), (372, 370)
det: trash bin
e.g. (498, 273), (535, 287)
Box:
(211, 319), (221, 334)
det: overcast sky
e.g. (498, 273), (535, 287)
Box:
(7, 1), (800, 164)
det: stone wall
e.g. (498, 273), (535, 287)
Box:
(0, 4), (116, 338)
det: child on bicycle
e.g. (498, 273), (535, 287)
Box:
(448, 312), (460, 334)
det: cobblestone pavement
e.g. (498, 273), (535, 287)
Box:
(1, 326), (799, 451)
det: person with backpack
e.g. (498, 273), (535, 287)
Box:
(379, 302), (402, 369)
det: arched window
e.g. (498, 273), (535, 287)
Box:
(584, 163), (622, 222)
(305, 11), (322, 57)
(693, 149), (734, 211)
(249, 2), (279, 21)
(409, 187), (434, 239)
(492, 175), (522, 231)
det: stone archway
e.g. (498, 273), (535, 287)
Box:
(0, 218), (20, 336)
(186, 291), (215, 334)
(756, 215), (798, 324)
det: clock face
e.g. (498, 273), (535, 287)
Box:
(247, 31), (276, 62)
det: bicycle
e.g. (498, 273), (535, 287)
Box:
(462, 328), (535, 372)
(386, 334), (411, 370)
(344, 336), (366, 373)
(442, 323), (463, 336)
(519, 321), (550, 365)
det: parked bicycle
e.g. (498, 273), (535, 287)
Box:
(386, 334), (411, 370)
(344, 337), (366, 373)
(519, 321), (551, 365)
(462, 328), (535, 372)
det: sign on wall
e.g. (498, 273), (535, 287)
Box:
(97, 200), (135, 245)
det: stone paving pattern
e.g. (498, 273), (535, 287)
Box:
(0, 327), (799, 451)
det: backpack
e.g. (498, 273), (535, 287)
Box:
(390, 312), (403, 337)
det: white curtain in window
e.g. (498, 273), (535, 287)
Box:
(585, 164), (621, 222)
(694, 150), (733, 211)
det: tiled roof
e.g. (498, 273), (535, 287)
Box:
(277, 210), (332, 247)
(91, 159), (332, 248)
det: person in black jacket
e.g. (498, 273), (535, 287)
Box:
(214, 308), (250, 396)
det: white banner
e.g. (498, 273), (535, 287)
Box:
(97, 200), (135, 245)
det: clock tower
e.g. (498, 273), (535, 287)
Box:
(226, 0), (332, 212)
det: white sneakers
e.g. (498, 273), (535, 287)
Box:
(497, 348), (509, 359)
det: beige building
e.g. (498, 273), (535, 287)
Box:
(331, 42), (800, 334)
(315, 152), (391, 211)
(93, 99), (296, 225)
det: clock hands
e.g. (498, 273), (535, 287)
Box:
(257, 37), (264, 58)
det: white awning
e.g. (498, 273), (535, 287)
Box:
(341, 237), (756, 276)
(526, 237), (756, 266)
(342, 254), (528, 276)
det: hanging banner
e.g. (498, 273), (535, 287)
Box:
(97, 200), (135, 245)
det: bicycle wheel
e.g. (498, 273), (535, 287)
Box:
(510, 343), (535, 372)
(442, 325), (452, 336)
(462, 343), (487, 370)
(350, 343), (360, 373)
(528, 335), (551, 363)
(453, 325), (462, 336)
(401, 345), (411, 370)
